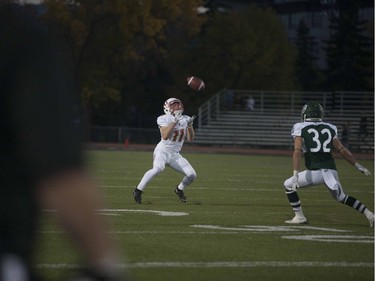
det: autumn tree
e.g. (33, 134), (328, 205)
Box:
(41, 1), (298, 126)
(189, 5), (297, 93)
(42, 0), (205, 126)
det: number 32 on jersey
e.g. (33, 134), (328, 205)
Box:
(306, 127), (333, 153)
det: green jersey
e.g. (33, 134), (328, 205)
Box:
(291, 121), (338, 170)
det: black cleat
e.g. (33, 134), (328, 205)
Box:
(133, 188), (142, 204)
(174, 187), (187, 203)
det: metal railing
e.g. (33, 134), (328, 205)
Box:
(197, 90), (374, 127)
(87, 90), (373, 147)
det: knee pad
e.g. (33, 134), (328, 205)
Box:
(284, 178), (293, 192)
(187, 171), (197, 181)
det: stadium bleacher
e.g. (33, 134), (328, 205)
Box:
(194, 90), (374, 152)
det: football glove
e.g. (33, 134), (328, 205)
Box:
(291, 170), (299, 191)
(188, 115), (196, 126)
(173, 110), (183, 123)
(355, 163), (371, 175)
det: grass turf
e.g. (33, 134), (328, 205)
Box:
(34, 150), (374, 281)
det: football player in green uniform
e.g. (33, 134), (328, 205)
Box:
(284, 102), (373, 226)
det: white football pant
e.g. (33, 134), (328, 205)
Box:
(137, 148), (196, 191)
(284, 169), (346, 202)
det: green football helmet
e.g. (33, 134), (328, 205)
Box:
(301, 101), (324, 122)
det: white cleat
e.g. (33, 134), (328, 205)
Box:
(285, 216), (308, 224)
(366, 213), (374, 228)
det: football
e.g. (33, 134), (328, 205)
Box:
(187, 76), (205, 91)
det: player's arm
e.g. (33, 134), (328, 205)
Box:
(160, 123), (176, 140)
(160, 112), (184, 140)
(292, 136), (303, 172)
(333, 138), (356, 164)
(186, 115), (196, 142)
(290, 136), (303, 190)
(186, 125), (195, 142)
(333, 138), (371, 175)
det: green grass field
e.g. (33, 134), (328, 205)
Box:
(35, 149), (374, 281)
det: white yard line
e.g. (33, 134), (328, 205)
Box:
(98, 208), (189, 216)
(36, 261), (374, 269)
(43, 208), (189, 217)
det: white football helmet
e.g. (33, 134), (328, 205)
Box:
(163, 98), (184, 115)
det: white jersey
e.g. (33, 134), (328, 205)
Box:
(155, 114), (190, 153)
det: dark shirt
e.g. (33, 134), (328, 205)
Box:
(0, 5), (83, 182)
(291, 121), (337, 170)
(0, 4), (83, 268)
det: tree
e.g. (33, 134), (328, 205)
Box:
(295, 19), (321, 91)
(323, 0), (373, 91)
(42, 0), (205, 126)
(365, 19), (374, 90)
(188, 5), (297, 94)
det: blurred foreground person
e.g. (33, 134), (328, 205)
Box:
(0, 3), (128, 281)
(283, 102), (373, 227)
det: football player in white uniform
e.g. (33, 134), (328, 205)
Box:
(133, 98), (197, 203)
(284, 102), (374, 227)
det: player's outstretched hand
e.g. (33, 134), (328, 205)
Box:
(355, 163), (371, 175)
(188, 115), (196, 126)
(173, 110), (183, 123)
